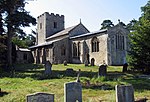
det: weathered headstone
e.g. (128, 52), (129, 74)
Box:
(84, 60), (88, 66)
(44, 61), (52, 74)
(122, 63), (128, 72)
(26, 92), (54, 102)
(115, 84), (134, 102)
(64, 82), (82, 102)
(64, 60), (67, 66)
(76, 69), (81, 82)
(90, 58), (95, 66)
(98, 64), (107, 76)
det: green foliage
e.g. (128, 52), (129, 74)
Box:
(100, 19), (114, 29)
(0, 64), (149, 101)
(128, 0), (150, 73)
(0, 0), (36, 67)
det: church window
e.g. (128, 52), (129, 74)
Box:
(77, 42), (81, 57)
(39, 49), (42, 57)
(54, 22), (57, 28)
(40, 23), (42, 29)
(23, 53), (27, 60)
(91, 37), (99, 52)
(73, 43), (77, 57)
(61, 45), (66, 56)
(46, 49), (49, 57)
(116, 35), (125, 50)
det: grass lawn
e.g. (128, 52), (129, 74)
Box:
(0, 64), (150, 102)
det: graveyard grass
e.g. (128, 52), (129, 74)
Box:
(0, 64), (150, 102)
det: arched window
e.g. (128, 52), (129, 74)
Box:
(61, 45), (66, 56)
(116, 34), (125, 50)
(73, 43), (77, 57)
(91, 37), (99, 52)
(77, 42), (81, 57)
(46, 49), (49, 57)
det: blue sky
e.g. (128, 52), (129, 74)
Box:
(24, 0), (148, 33)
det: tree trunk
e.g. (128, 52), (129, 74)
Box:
(7, 22), (13, 71)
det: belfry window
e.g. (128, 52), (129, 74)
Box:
(40, 23), (42, 29)
(54, 22), (57, 28)
(91, 37), (99, 52)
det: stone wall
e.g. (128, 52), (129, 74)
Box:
(37, 12), (64, 45)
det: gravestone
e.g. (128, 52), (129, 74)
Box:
(115, 84), (134, 102)
(122, 63), (128, 72)
(90, 58), (95, 66)
(84, 60), (88, 66)
(26, 92), (54, 102)
(44, 61), (52, 74)
(98, 64), (107, 76)
(64, 60), (67, 66)
(64, 82), (82, 102)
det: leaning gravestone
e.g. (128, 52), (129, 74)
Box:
(115, 84), (134, 102)
(44, 61), (52, 74)
(64, 82), (82, 102)
(26, 92), (54, 102)
(98, 64), (107, 76)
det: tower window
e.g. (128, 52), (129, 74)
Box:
(40, 23), (42, 29)
(54, 22), (57, 28)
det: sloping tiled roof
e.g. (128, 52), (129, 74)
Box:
(46, 25), (78, 40)
(70, 29), (107, 39)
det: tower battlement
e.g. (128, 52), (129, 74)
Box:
(37, 12), (64, 19)
(37, 12), (65, 44)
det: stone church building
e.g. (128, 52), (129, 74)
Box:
(30, 12), (129, 65)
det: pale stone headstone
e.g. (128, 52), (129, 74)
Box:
(26, 92), (54, 102)
(44, 61), (52, 74)
(84, 60), (88, 66)
(98, 64), (107, 76)
(115, 84), (134, 102)
(64, 82), (82, 102)
(64, 60), (67, 66)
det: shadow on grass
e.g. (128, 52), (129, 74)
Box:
(0, 91), (9, 97)
(0, 64), (150, 91)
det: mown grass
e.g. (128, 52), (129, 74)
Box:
(0, 64), (150, 102)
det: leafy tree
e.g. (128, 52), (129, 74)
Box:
(0, 0), (36, 70)
(128, 0), (150, 73)
(126, 19), (138, 31)
(100, 20), (114, 29)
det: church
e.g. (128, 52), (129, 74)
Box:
(30, 12), (129, 65)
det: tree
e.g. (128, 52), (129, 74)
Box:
(100, 20), (114, 30)
(0, 0), (36, 70)
(128, 0), (150, 73)
(126, 19), (138, 31)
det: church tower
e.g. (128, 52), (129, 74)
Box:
(37, 12), (64, 44)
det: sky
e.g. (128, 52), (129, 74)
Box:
(24, 0), (148, 34)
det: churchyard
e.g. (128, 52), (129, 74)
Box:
(0, 64), (150, 102)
